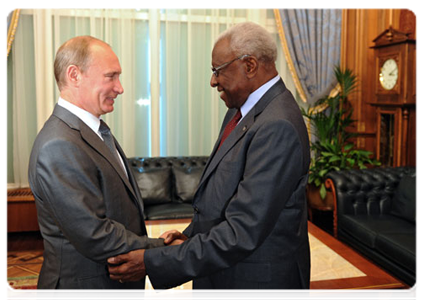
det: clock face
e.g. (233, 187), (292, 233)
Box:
(379, 58), (398, 90)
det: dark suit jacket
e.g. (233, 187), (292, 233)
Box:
(28, 105), (164, 289)
(144, 78), (311, 289)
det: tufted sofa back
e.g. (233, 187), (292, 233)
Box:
(128, 156), (209, 205)
(130, 156), (208, 170)
(326, 167), (416, 217)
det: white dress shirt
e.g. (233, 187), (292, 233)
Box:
(239, 74), (280, 122)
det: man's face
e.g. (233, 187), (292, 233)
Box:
(79, 44), (124, 118)
(210, 39), (250, 109)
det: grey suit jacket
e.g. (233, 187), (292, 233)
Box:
(28, 105), (164, 289)
(144, 78), (311, 289)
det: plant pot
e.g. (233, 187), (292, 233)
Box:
(306, 184), (334, 211)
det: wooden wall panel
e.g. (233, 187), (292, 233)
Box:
(342, 10), (376, 153)
(341, 9), (416, 166)
(407, 109), (416, 164)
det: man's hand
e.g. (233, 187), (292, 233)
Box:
(159, 230), (188, 245)
(107, 249), (145, 283)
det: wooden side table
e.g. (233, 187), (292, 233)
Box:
(7, 188), (39, 232)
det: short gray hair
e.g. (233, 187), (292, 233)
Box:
(54, 36), (110, 91)
(215, 22), (277, 64)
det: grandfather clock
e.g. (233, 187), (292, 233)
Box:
(370, 27), (416, 167)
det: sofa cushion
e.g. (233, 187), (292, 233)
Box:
(375, 231), (416, 274)
(339, 214), (415, 249)
(173, 164), (203, 203)
(133, 167), (172, 205)
(390, 175), (416, 223)
(145, 203), (194, 220)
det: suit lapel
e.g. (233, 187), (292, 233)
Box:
(198, 111), (251, 187)
(197, 79), (287, 189)
(114, 141), (144, 214)
(198, 109), (236, 183)
(52, 105), (138, 201)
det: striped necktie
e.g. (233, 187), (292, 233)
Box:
(99, 120), (126, 173)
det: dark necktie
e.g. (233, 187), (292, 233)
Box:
(99, 120), (125, 173)
(218, 109), (242, 150)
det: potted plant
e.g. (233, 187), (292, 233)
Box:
(302, 66), (380, 202)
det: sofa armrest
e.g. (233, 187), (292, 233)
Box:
(324, 177), (339, 238)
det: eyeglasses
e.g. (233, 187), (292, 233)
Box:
(211, 54), (250, 77)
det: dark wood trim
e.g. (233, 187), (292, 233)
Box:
(8, 231), (44, 252)
(7, 187), (35, 201)
(325, 178), (338, 238)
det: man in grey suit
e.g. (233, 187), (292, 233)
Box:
(108, 22), (311, 289)
(28, 36), (165, 289)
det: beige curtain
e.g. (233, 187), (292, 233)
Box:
(7, 9), (20, 57)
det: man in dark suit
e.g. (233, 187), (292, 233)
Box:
(108, 22), (311, 289)
(28, 36), (165, 289)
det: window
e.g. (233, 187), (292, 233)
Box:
(7, 9), (296, 187)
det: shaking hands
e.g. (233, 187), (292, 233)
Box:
(108, 249), (146, 283)
(160, 229), (188, 246)
(107, 230), (188, 283)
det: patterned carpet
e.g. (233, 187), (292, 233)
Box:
(6, 221), (192, 290)
(6, 250), (193, 290)
(5, 276), (38, 300)
(7, 251), (43, 289)
(5, 219), (192, 300)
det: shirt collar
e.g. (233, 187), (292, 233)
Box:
(240, 75), (280, 121)
(57, 97), (102, 138)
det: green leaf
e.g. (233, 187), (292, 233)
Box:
(329, 156), (341, 162)
(319, 184), (327, 199)
(347, 158), (355, 166)
(306, 64), (380, 179)
(344, 143), (354, 151)
(318, 169), (328, 177)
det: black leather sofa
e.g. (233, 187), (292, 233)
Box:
(326, 167), (416, 286)
(128, 156), (208, 220)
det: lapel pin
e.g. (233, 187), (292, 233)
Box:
(243, 126), (247, 131)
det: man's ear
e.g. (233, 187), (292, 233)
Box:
(244, 56), (258, 78)
(66, 65), (81, 87)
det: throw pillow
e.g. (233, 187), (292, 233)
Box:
(173, 165), (203, 203)
(133, 167), (172, 205)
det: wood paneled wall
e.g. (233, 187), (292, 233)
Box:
(341, 9), (416, 166)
